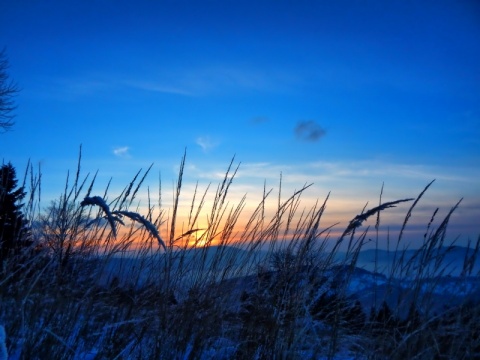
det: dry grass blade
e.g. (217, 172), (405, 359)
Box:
(430, 198), (462, 245)
(398, 179), (435, 243)
(462, 235), (480, 276)
(170, 150), (186, 245)
(2, 153), (478, 360)
(175, 228), (205, 241)
(129, 163), (153, 208)
(340, 198), (414, 240)
(113, 210), (166, 250)
(80, 195), (121, 237)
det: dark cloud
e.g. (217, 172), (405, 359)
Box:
(295, 121), (326, 142)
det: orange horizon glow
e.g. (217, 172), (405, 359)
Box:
(103, 199), (468, 254)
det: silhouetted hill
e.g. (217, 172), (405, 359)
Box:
(337, 245), (480, 277)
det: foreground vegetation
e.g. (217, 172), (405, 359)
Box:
(1, 151), (479, 359)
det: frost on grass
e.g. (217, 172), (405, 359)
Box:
(113, 210), (166, 250)
(80, 196), (166, 250)
(2, 156), (478, 359)
(81, 196), (122, 237)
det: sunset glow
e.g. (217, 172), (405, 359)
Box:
(0, 1), (478, 249)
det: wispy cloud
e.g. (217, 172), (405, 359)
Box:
(133, 66), (281, 97)
(113, 146), (131, 158)
(295, 120), (326, 142)
(129, 64), (301, 97)
(122, 80), (194, 96)
(184, 158), (480, 202)
(196, 136), (218, 152)
(37, 63), (302, 101)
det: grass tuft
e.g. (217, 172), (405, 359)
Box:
(0, 151), (478, 359)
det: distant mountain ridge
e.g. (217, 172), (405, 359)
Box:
(93, 244), (480, 322)
(101, 245), (479, 287)
(337, 245), (480, 277)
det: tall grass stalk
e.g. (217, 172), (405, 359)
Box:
(0, 149), (478, 359)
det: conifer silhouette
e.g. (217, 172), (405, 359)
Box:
(0, 162), (30, 264)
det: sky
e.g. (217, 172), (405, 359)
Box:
(0, 0), (479, 248)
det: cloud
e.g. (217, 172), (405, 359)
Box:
(113, 146), (131, 158)
(41, 63), (300, 102)
(295, 120), (326, 142)
(128, 65), (297, 97)
(196, 136), (218, 152)
(124, 80), (193, 96)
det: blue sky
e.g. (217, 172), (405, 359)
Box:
(0, 0), (479, 247)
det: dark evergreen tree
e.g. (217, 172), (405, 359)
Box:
(0, 162), (30, 264)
